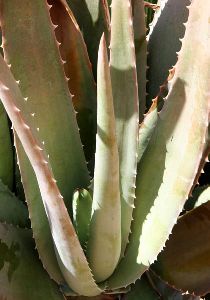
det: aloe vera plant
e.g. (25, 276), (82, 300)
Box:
(0, 0), (209, 299)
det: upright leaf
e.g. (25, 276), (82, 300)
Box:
(49, 0), (97, 164)
(72, 189), (92, 250)
(132, 0), (147, 121)
(0, 0), (90, 285)
(107, 0), (210, 288)
(87, 35), (121, 282)
(110, 0), (139, 256)
(0, 34), (102, 300)
(65, 0), (110, 78)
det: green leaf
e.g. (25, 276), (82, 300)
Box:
(49, 0), (97, 165)
(65, 0), (110, 78)
(72, 189), (92, 250)
(132, 0), (147, 121)
(152, 197), (210, 296)
(147, 0), (191, 104)
(0, 46), (102, 298)
(107, 0), (210, 289)
(0, 223), (65, 300)
(87, 35), (121, 282)
(138, 98), (163, 163)
(184, 185), (210, 211)
(110, 0), (139, 256)
(0, 180), (29, 228)
(0, 0), (91, 287)
(1, 0), (90, 213)
(0, 103), (13, 190)
(124, 275), (160, 300)
(148, 271), (200, 300)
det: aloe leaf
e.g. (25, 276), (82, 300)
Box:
(87, 35), (121, 282)
(124, 275), (160, 300)
(138, 98), (163, 163)
(147, 0), (191, 104)
(72, 189), (92, 250)
(0, 180), (28, 228)
(0, 0), (94, 287)
(148, 271), (200, 300)
(0, 53), (102, 296)
(0, 103), (13, 190)
(15, 136), (65, 285)
(49, 0), (97, 165)
(110, 0), (139, 256)
(152, 196), (210, 296)
(65, 0), (110, 78)
(1, 0), (89, 213)
(14, 155), (25, 202)
(132, 0), (147, 121)
(194, 186), (210, 208)
(107, 0), (210, 288)
(0, 223), (65, 300)
(184, 185), (210, 211)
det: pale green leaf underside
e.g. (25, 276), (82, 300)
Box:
(107, 0), (210, 289)
(110, 0), (139, 257)
(87, 35), (121, 282)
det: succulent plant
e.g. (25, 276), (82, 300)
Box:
(0, 0), (209, 299)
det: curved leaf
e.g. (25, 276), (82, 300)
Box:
(0, 53), (102, 295)
(152, 197), (210, 296)
(0, 0), (90, 287)
(107, 0), (210, 288)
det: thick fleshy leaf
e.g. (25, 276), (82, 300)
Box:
(65, 0), (110, 78)
(124, 275), (160, 300)
(147, 0), (191, 104)
(132, 0), (147, 121)
(110, 0), (139, 256)
(72, 189), (92, 250)
(87, 35), (121, 282)
(0, 0), (91, 287)
(0, 223), (65, 300)
(0, 51), (102, 296)
(49, 0), (97, 165)
(184, 185), (210, 211)
(0, 180), (28, 228)
(107, 0), (210, 289)
(138, 98), (163, 163)
(148, 271), (200, 300)
(0, 103), (13, 189)
(152, 197), (210, 296)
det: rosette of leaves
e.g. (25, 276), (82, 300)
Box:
(0, 0), (209, 299)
